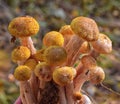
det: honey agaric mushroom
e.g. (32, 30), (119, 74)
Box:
(14, 65), (32, 81)
(33, 48), (45, 62)
(8, 15), (113, 104)
(79, 41), (91, 53)
(81, 55), (97, 69)
(43, 31), (64, 47)
(70, 16), (99, 41)
(8, 16), (39, 54)
(88, 66), (105, 84)
(59, 25), (74, 46)
(43, 46), (67, 66)
(8, 16), (39, 38)
(53, 66), (76, 86)
(34, 62), (52, 89)
(12, 46), (31, 62)
(24, 58), (38, 71)
(91, 33), (112, 54)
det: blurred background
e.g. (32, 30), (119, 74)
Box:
(0, 0), (120, 104)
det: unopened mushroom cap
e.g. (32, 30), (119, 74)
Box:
(12, 46), (31, 62)
(91, 33), (112, 54)
(43, 31), (64, 47)
(88, 66), (105, 84)
(59, 25), (74, 36)
(81, 55), (97, 69)
(14, 65), (32, 81)
(44, 46), (67, 66)
(34, 62), (52, 81)
(24, 58), (37, 71)
(70, 16), (99, 41)
(8, 16), (39, 37)
(53, 66), (76, 86)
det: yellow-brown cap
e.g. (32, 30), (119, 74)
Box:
(70, 16), (99, 41)
(43, 31), (64, 47)
(8, 16), (39, 37)
(14, 65), (32, 81)
(91, 33), (112, 54)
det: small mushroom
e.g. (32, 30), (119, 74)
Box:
(53, 66), (76, 86)
(59, 25), (74, 46)
(24, 58), (38, 71)
(70, 16), (99, 41)
(88, 66), (105, 84)
(34, 62), (52, 89)
(12, 46), (31, 63)
(91, 33), (112, 54)
(43, 31), (64, 47)
(81, 55), (97, 69)
(43, 46), (67, 66)
(14, 65), (32, 81)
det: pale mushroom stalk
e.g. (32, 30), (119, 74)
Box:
(58, 86), (67, 104)
(20, 37), (36, 55)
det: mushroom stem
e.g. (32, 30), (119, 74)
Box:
(20, 37), (36, 54)
(74, 65), (89, 92)
(39, 79), (46, 89)
(20, 81), (37, 104)
(65, 82), (74, 104)
(58, 86), (67, 104)
(65, 35), (84, 66)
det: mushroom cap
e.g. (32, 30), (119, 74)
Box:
(12, 46), (31, 62)
(34, 62), (52, 81)
(14, 65), (32, 81)
(79, 41), (91, 53)
(24, 58), (37, 71)
(43, 31), (64, 47)
(70, 16), (99, 41)
(44, 46), (67, 66)
(81, 55), (97, 69)
(53, 66), (76, 86)
(59, 25), (74, 36)
(8, 16), (39, 37)
(91, 33), (112, 54)
(88, 66), (105, 84)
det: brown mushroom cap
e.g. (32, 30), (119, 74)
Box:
(88, 66), (105, 84)
(91, 33), (112, 54)
(59, 25), (74, 36)
(70, 16), (99, 41)
(8, 16), (39, 37)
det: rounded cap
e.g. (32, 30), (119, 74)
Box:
(43, 31), (64, 47)
(59, 25), (74, 36)
(34, 62), (52, 81)
(88, 66), (105, 84)
(53, 66), (76, 86)
(8, 16), (39, 37)
(24, 58), (37, 71)
(12, 46), (31, 62)
(14, 65), (32, 81)
(91, 33), (112, 54)
(81, 55), (97, 69)
(70, 16), (99, 41)
(44, 46), (67, 66)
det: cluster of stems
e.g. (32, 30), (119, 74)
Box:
(8, 16), (112, 104)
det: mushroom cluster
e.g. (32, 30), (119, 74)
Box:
(8, 16), (112, 104)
